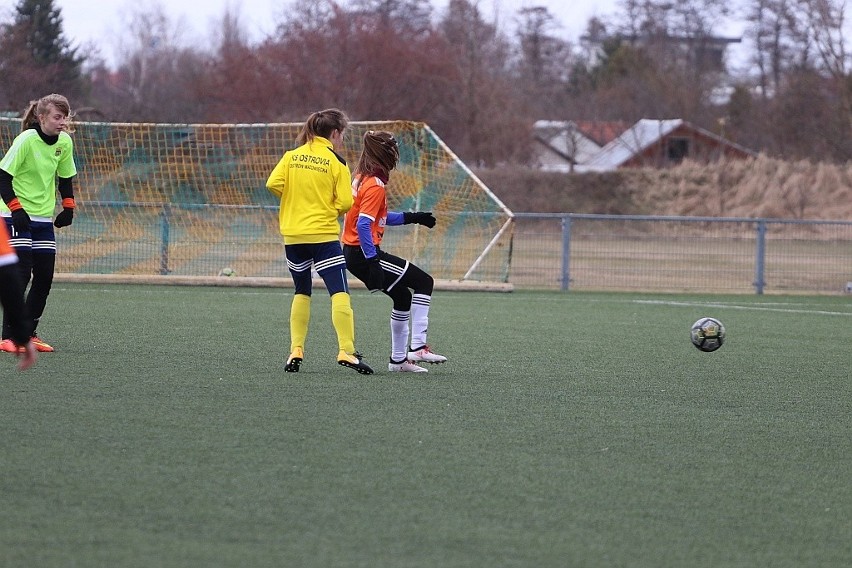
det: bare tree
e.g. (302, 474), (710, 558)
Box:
(438, 0), (530, 165)
(101, 3), (206, 122)
(514, 6), (575, 117)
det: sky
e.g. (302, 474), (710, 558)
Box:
(26, 0), (623, 62)
(3, 0), (751, 68)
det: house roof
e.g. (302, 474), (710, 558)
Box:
(577, 119), (757, 172)
(572, 120), (630, 146)
(579, 119), (684, 171)
(533, 120), (603, 168)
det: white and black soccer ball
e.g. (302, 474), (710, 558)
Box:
(690, 317), (725, 352)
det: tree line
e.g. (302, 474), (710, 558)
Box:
(1, 0), (849, 166)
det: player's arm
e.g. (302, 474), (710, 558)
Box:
(265, 154), (288, 198)
(388, 210), (436, 228)
(53, 175), (75, 228)
(356, 215), (378, 258)
(0, 169), (30, 232)
(333, 164), (353, 215)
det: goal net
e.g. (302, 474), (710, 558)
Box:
(0, 118), (514, 288)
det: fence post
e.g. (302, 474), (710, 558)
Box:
(159, 204), (171, 275)
(561, 215), (571, 291)
(754, 219), (766, 294)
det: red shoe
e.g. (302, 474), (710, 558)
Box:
(0, 339), (23, 353)
(30, 334), (54, 352)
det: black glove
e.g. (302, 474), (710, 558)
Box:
(10, 208), (30, 233)
(403, 211), (436, 228)
(365, 256), (384, 292)
(54, 207), (74, 228)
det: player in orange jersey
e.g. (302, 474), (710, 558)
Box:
(342, 130), (447, 373)
(0, 221), (37, 370)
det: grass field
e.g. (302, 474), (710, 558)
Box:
(1, 284), (850, 567)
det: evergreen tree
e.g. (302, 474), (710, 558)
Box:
(0, 0), (86, 109)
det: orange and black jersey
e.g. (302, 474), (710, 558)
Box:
(342, 174), (407, 258)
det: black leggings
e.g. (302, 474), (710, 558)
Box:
(1, 252), (54, 338)
(343, 245), (433, 312)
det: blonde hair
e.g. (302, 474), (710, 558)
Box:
(21, 93), (75, 134)
(295, 108), (349, 145)
(355, 130), (399, 179)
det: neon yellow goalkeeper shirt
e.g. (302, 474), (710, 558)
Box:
(266, 136), (353, 245)
(0, 129), (77, 219)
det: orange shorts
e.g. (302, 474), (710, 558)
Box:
(0, 220), (13, 256)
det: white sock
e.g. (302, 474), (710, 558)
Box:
(410, 294), (431, 350)
(390, 309), (410, 362)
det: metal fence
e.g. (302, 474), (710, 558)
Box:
(510, 214), (852, 295)
(55, 206), (852, 295)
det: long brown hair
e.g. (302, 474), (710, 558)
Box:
(355, 130), (399, 180)
(295, 108), (349, 145)
(20, 93), (74, 133)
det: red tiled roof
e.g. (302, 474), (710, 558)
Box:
(573, 121), (631, 146)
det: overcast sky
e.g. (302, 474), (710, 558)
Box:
(45, 0), (622, 61)
(2, 0), (753, 69)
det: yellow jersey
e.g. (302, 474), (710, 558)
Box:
(265, 136), (353, 244)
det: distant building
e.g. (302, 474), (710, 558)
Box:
(533, 119), (757, 172)
(581, 29), (742, 73)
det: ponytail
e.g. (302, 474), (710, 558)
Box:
(20, 94), (74, 133)
(295, 108), (349, 145)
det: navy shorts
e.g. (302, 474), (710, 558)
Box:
(3, 217), (56, 255)
(285, 241), (349, 296)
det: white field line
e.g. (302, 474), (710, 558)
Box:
(53, 286), (852, 316)
(633, 299), (852, 317)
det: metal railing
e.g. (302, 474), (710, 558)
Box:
(510, 213), (852, 294)
(55, 204), (852, 295)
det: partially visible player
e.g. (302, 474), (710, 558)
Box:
(266, 109), (374, 375)
(0, 221), (37, 370)
(0, 94), (78, 354)
(342, 130), (447, 373)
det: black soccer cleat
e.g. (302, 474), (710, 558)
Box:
(337, 351), (374, 375)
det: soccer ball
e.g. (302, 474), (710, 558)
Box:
(218, 267), (236, 277)
(690, 317), (725, 352)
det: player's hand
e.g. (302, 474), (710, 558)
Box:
(403, 212), (436, 228)
(54, 207), (74, 228)
(11, 209), (30, 232)
(365, 256), (384, 293)
(15, 340), (37, 371)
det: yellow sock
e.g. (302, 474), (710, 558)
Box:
(290, 294), (311, 352)
(330, 292), (355, 354)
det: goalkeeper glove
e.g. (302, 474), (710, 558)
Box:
(54, 198), (75, 228)
(54, 208), (74, 228)
(403, 211), (436, 228)
(365, 256), (384, 292)
(10, 208), (30, 233)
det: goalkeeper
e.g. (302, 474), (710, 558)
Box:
(342, 130), (447, 373)
(0, 94), (77, 354)
(266, 109), (373, 375)
(0, 220), (37, 370)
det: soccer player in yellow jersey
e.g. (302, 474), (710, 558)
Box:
(0, 94), (77, 354)
(266, 109), (373, 375)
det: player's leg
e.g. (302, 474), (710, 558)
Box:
(316, 242), (373, 375)
(371, 252), (426, 371)
(384, 285), (427, 373)
(1, 218), (32, 352)
(391, 259), (447, 364)
(27, 221), (56, 351)
(284, 244), (314, 372)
